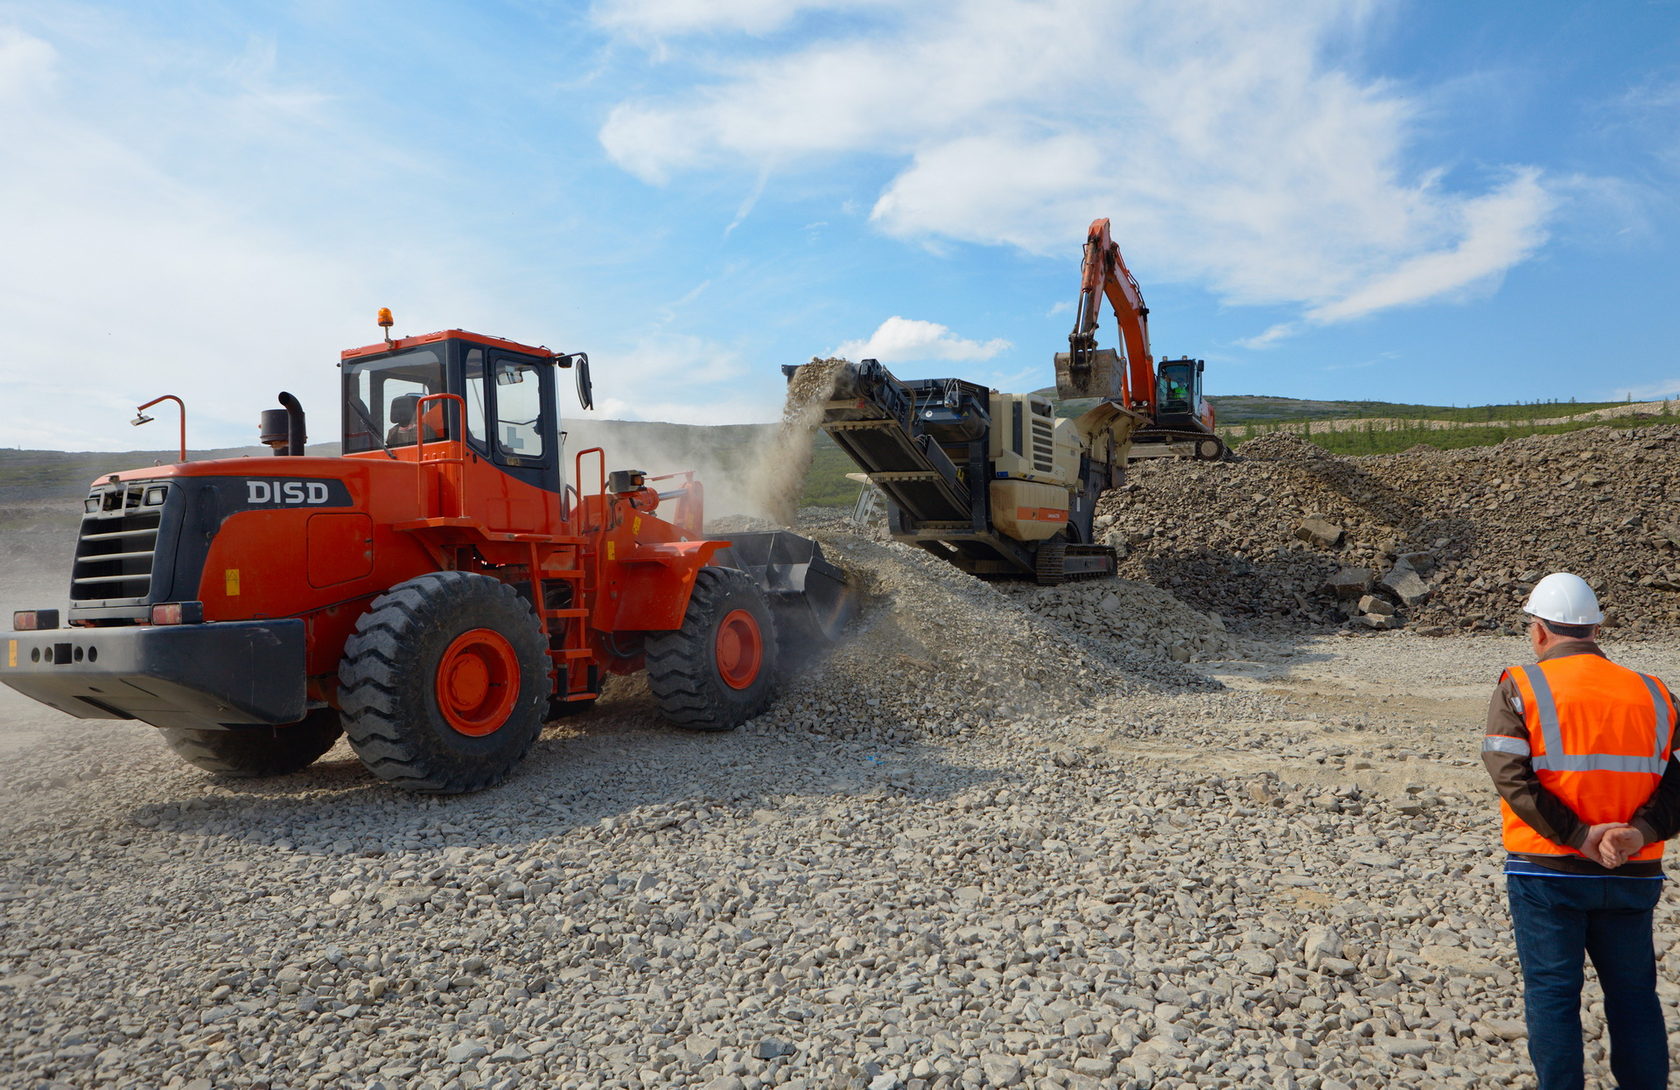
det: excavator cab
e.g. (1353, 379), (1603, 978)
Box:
(1155, 358), (1203, 423)
(1140, 356), (1222, 460)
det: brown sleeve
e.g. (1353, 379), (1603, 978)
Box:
(1629, 678), (1680, 844)
(1482, 674), (1587, 850)
(1628, 759), (1680, 845)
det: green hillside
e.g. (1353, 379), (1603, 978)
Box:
(1209, 395), (1633, 425)
(6, 395), (1675, 528)
(1036, 389), (1634, 425)
(1229, 408), (1680, 456)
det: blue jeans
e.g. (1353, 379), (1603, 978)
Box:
(1507, 874), (1667, 1090)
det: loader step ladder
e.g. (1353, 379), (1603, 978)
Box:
(527, 538), (598, 705)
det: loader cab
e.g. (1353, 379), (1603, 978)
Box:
(1155, 357), (1205, 425)
(340, 331), (564, 494)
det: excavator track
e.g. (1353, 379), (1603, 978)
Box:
(1130, 426), (1226, 461)
(1033, 541), (1117, 586)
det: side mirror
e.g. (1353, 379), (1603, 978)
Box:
(554, 353), (594, 410)
(574, 354), (594, 411)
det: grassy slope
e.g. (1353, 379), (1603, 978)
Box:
(1232, 411), (1680, 456)
(0, 428), (863, 521)
(4, 396), (1671, 525)
(1037, 389), (1638, 425)
(1206, 396), (1640, 424)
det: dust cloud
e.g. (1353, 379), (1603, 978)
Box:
(741, 357), (846, 526)
(0, 501), (81, 757)
(560, 357), (848, 529)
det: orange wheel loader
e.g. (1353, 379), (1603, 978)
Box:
(2, 314), (850, 793)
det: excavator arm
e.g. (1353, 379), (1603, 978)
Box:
(1067, 217), (1156, 417)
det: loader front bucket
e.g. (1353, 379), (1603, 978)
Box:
(711, 531), (853, 646)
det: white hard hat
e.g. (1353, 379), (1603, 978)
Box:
(1523, 572), (1603, 626)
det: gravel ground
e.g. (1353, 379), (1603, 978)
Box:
(5, 525), (1680, 1090)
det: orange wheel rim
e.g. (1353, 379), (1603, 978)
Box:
(714, 609), (763, 690)
(436, 628), (519, 736)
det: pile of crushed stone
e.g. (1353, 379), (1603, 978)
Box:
(1098, 424), (1680, 635)
(997, 578), (1267, 665)
(760, 531), (1229, 742)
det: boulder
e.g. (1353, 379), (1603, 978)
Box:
(1294, 518), (1344, 548)
(1379, 566), (1432, 607)
(1302, 926), (1344, 971)
(1395, 550), (1438, 575)
(1357, 594), (1395, 617)
(1323, 567), (1372, 600)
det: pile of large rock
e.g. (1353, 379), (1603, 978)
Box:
(1098, 425), (1680, 635)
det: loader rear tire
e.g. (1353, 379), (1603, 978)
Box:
(338, 572), (549, 794)
(646, 567), (779, 731)
(160, 708), (343, 778)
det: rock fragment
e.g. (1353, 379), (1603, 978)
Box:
(1295, 518), (1345, 548)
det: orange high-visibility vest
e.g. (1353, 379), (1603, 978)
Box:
(1489, 654), (1677, 860)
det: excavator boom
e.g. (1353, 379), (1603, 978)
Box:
(1062, 217), (1224, 461)
(1069, 217), (1156, 417)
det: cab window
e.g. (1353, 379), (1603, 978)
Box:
(463, 348), (489, 449)
(493, 358), (545, 460)
(343, 349), (445, 452)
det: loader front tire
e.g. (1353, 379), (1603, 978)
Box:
(160, 708), (343, 778)
(338, 572), (549, 793)
(646, 567), (779, 731)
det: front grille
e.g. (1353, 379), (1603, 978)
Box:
(70, 482), (168, 604)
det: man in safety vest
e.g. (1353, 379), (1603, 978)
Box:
(1483, 572), (1680, 1090)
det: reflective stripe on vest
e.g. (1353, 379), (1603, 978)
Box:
(1482, 735), (1531, 757)
(1638, 671), (1676, 758)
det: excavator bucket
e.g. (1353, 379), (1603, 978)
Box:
(711, 531), (854, 646)
(1054, 348), (1124, 401)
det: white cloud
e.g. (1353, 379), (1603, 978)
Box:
(0, 29), (340, 448)
(595, 0), (1557, 328)
(0, 15), (791, 451)
(591, 0), (899, 37)
(0, 22), (546, 451)
(1232, 168), (1553, 346)
(0, 24), (55, 100)
(1236, 322), (1300, 350)
(1307, 170), (1552, 322)
(834, 316), (1010, 363)
(605, 332), (749, 386)
(1618, 379), (1680, 401)
(724, 167), (770, 236)
(589, 393), (782, 427)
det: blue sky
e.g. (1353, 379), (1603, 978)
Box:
(2, 0), (1678, 450)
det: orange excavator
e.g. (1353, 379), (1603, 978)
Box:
(1057, 217), (1224, 461)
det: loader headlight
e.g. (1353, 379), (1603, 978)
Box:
(12, 609), (60, 631)
(143, 486), (167, 506)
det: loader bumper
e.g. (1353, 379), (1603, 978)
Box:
(0, 620), (306, 731)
